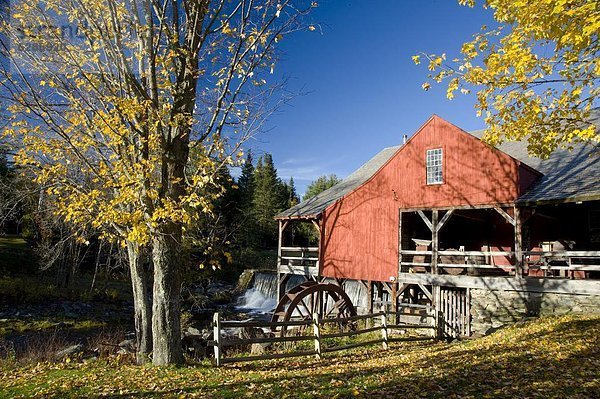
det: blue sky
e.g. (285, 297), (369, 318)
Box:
(244, 1), (498, 196)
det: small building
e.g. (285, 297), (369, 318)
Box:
(275, 115), (600, 337)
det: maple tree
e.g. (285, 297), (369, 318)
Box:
(0, 0), (314, 365)
(414, 0), (599, 157)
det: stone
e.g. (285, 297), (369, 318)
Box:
(55, 344), (84, 360)
(186, 326), (202, 336)
(118, 339), (136, 352)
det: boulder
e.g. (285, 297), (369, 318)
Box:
(55, 344), (84, 360)
(118, 339), (136, 353)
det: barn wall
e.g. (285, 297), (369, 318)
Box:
(321, 116), (539, 281)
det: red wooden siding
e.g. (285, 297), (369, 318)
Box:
(320, 116), (541, 282)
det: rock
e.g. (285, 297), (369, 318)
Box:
(118, 339), (136, 352)
(186, 326), (202, 336)
(236, 270), (255, 293)
(55, 344), (84, 360)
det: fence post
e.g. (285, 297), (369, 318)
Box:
(437, 310), (445, 340)
(429, 306), (437, 339)
(380, 311), (388, 350)
(313, 312), (322, 360)
(213, 312), (222, 366)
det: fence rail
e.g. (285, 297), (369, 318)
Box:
(211, 305), (439, 366)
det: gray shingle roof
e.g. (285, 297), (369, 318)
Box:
(468, 112), (600, 205)
(276, 146), (401, 219)
(278, 113), (599, 220)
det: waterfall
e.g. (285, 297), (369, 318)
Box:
(237, 272), (369, 314)
(252, 272), (278, 298)
(237, 272), (305, 314)
(341, 279), (369, 312)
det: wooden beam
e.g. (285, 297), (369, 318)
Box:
(514, 206), (523, 279)
(431, 210), (439, 275)
(417, 210), (433, 232)
(494, 207), (515, 226)
(396, 273), (600, 296)
(367, 281), (373, 316)
(401, 203), (515, 213)
(277, 220), (284, 269)
(436, 209), (455, 233)
(277, 265), (319, 276)
(381, 282), (394, 296)
(311, 220), (320, 233)
(418, 283), (433, 301)
(398, 209), (403, 276)
(396, 283), (411, 298)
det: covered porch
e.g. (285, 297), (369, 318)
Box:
(398, 201), (600, 281)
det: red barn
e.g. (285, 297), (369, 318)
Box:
(275, 115), (600, 337)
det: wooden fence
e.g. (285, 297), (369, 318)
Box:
(211, 304), (439, 366)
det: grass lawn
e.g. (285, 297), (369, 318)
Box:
(1, 314), (598, 398)
(0, 236), (35, 274)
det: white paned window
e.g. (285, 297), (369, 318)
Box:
(426, 148), (443, 185)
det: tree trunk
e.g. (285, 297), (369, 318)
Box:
(127, 241), (153, 364)
(151, 224), (184, 365)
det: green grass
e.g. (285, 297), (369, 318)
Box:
(1, 314), (599, 398)
(0, 236), (35, 274)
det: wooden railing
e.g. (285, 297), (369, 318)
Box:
(523, 250), (600, 278)
(211, 304), (439, 366)
(400, 249), (600, 278)
(278, 246), (319, 276)
(400, 249), (516, 275)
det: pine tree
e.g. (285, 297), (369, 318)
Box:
(238, 150), (255, 206)
(251, 153), (286, 248)
(236, 150), (256, 247)
(304, 175), (341, 201)
(286, 177), (299, 207)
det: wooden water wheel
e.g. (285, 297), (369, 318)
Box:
(271, 281), (357, 335)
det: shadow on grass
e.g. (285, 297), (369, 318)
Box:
(64, 316), (598, 399)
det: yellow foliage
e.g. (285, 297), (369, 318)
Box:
(415, 0), (600, 157)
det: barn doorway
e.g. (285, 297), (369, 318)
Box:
(439, 287), (470, 338)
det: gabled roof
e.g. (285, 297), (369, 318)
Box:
(468, 112), (600, 205)
(276, 145), (401, 219)
(278, 113), (599, 219)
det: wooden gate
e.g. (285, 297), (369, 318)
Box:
(440, 287), (470, 338)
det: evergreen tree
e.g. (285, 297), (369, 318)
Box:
(303, 174), (341, 201)
(251, 153), (286, 248)
(237, 150), (255, 206)
(286, 177), (299, 208)
(236, 150), (256, 247)
(294, 174), (341, 246)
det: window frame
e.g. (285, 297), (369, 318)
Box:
(425, 147), (444, 185)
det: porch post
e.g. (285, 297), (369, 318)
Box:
(277, 220), (283, 270)
(431, 210), (441, 318)
(276, 220), (288, 300)
(431, 210), (439, 275)
(514, 206), (523, 278)
(398, 209), (403, 276)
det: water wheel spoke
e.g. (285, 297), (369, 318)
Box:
(273, 281), (357, 336)
(296, 299), (311, 319)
